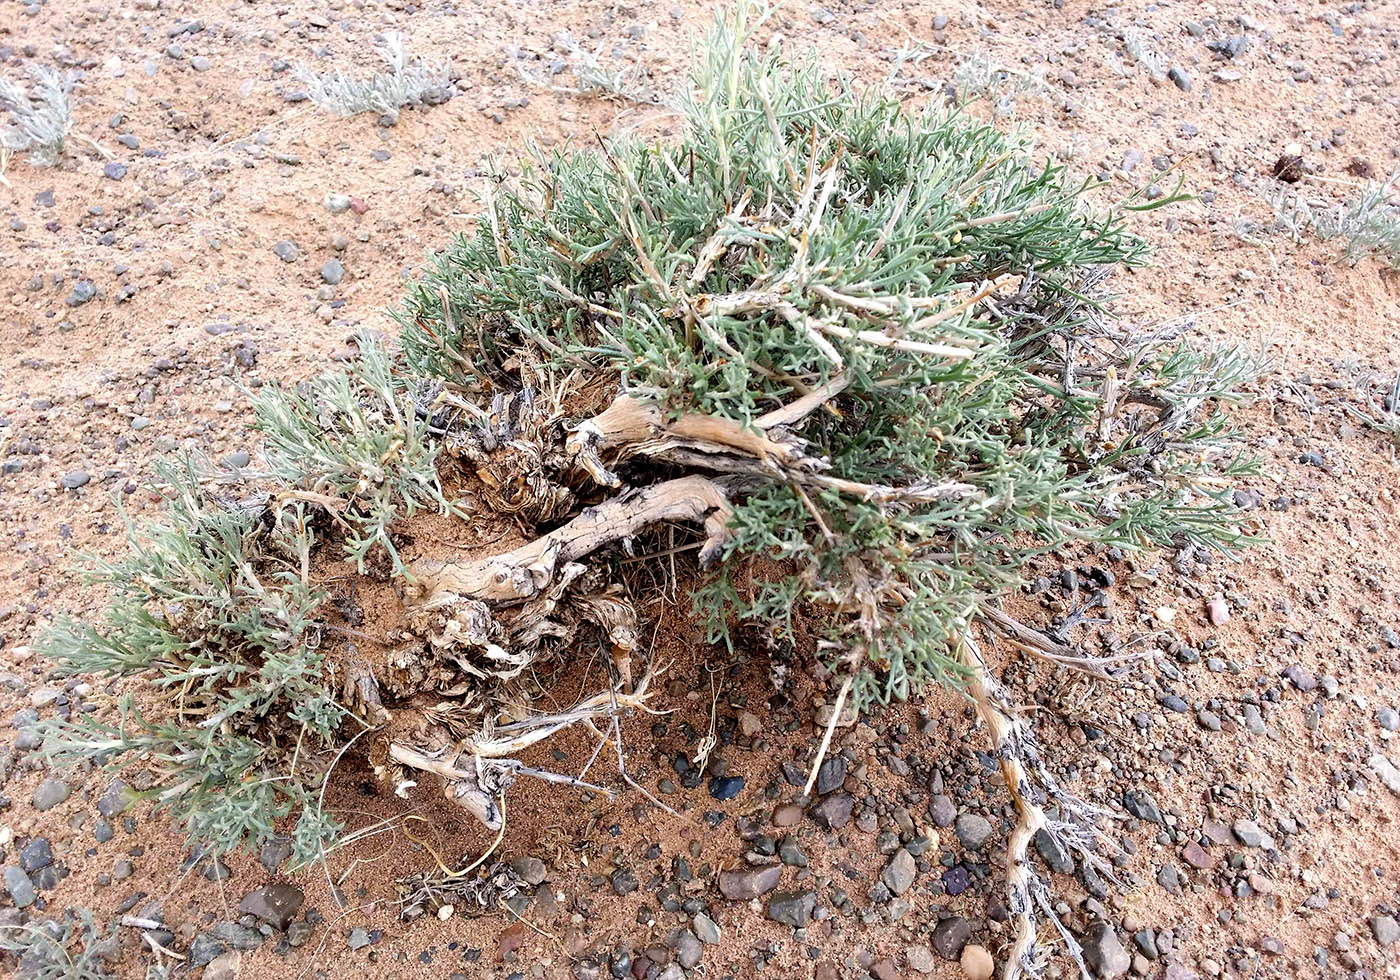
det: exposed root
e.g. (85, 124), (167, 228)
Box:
(387, 673), (664, 829)
(408, 475), (734, 603)
(961, 627), (1122, 980)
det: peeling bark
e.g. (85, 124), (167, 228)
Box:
(409, 475), (734, 604)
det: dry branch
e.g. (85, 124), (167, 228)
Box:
(409, 475), (734, 603)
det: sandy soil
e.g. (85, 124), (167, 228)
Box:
(2, 1), (1400, 979)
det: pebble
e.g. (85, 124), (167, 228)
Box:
(509, 856), (547, 886)
(32, 777), (70, 810)
(1232, 818), (1266, 848)
(765, 890), (815, 927)
(718, 865), (781, 900)
(1181, 840), (1214, 869)
(1205, 596), (1229, 625)
(1167, 67), (1192, 91)
(882, 848), (916, 896)
(203, 952), (240, 980)
(610, 867), (639, 895)
(60, 471), (90, 490)
(960, 944), (994, 980)
(273, 241), (300, 263)
(325, 193), (352, 213)
(66, 281), (96, 306)
(905, 946), (936, 974)
(928, 794), (956, 827)
(1369, 754), (1400, 796)
(708, 775), (744, 801)
(669, 929), (702, 969)
(810, 792), (853, 829)
(1377, 707), (1399, 731)
(3, 866), (36, 907)
(103, 161), (129, 180)
(954, 813), (993, 850)
(19, 838), (53, 873)
(693, 912), (720, 944)
(239, 883), (304, 930)
(1370, 915), (1400, 946)
(1081, 922), (1130, 978)
(320, 258), (344, 285)
(772, 804), (803, 827)
(98, 778), (135, 817)
(347, 927), (371, 950)
(932, 917), (971, 959)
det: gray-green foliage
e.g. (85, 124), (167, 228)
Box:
(38, 359), (431, 861)
(41, 4), (1258, 864)
(0, 66), (76, 167)
(397, 5), (1257, 708)
(0, 910), (117, 980)
(295, 31), (452, 123)
(1268, 173), (1400, 267)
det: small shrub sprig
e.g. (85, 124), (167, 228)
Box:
(295, 32), (452, 123)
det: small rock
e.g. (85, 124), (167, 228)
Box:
(273, 241), (299, 263)
(103, 161), (129, 180)
(882, 849), (916, 896)
(1081, 921), (1130, 978)
(718, 865), (781, 900)
(1167, 67), (1192, 91)
(1282, 664), (1317, 692)
(814, 755), (846, 796)
(1232, 818), (1266, 848)
(3, 866), (36, 908)
(1205, 596), (1229, 625)
(810, 792), (853, 829)
(66, 281), (96, 307)
(906, 946), (936, 974)
(509, 857), (548, 886)
(325, 194), (352, 213)
(347, 927), (371, 950)
(320, 259), (344, 285)
(60, 471), (91, 490)
(961, 944), (995, 980)
(954, 813), (993, 850)
(32, 777), (70, 810)
(772, 804), (803, 828)
(693, 912), (720, 945)
(669, 929), (702, 969)
(19, 838), (53, 873)
(1376, 707), (1399, 732)
(738, 712), (762, 737)
(239, 883), (304, 930)
(1034, 828), (1074, 873)
(1369, 754), (1400, 796)
(1369, 915), (1400, 946)
(708, 775), (744, 801)
(932, 917), (971, 959)
(610, 867), (639, 895)
(1181, 840), (1214, 869)
(204, 951), (241, 980)
(287, 921), (313, 947)
(928, 794), (956, 827)
(766, 890), (815, 928)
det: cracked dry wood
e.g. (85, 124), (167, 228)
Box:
(409, 475), (733, 604)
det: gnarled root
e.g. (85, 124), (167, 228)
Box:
(961, 628), (1121, 980)
(387, 674), (663, 829)
(408, 475), (734, 604)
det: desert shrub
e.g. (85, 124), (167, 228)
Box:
(42, 5), (1259, 975)
(1268, 173), (1400, 267)
(294, 32), (452, 123)
(0, 65), (76, 168)
(0, 909), (118, 980)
